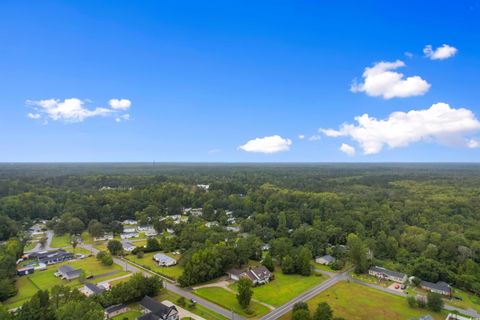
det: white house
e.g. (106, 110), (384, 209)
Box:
(93, 233), (113, 242)
(153, 253), (177, 267)
(120, 232), (139, 239)
(123, 227), (136, 233)
(122, 219), (137, 225)
(315, 254), (336, 265)
(122, 241), (136, 252)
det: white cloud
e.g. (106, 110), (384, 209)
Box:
(238, 135), (292, 154)
(340, 143), (356, 156)
(27, 113), (41, 119)
(109, 98), (132, 110)
(424, 44), (457, 60)
(351, 60), (430, 99)
(467, 139), (480, 149)
(404, 52), (413, 58)
(308, 135), (321, 141)
(27, 98), (131, 123)
(298, 134), (305, 140)
(321, 103), (480, 154)
(115, 114), (130, 122)
(208, 148), (221, 154)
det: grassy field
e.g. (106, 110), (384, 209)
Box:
(230, 271), (325, 307)
(350, 273), (393, 287)
(437, 288), (480, 313)
(4, 256), (126, 309)
(158, 289), (229, 320)
(194, 287), (270, 318)
(51, 234), (72, 248)
(111, 310), (142, 320)
(278, 281), (447, 320)
(126, 252), (183, 280)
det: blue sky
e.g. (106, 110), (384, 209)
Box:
(1, 0), (480, 162)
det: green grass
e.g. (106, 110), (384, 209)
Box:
(51, 234), (72, 248)
(111, 310), (142, 320)
(230, 271), (325, 307)
(158, 290), (229, 320)
(4, 256), (125, 309)
(125, 252), (184, 280)
(350, 273), (393, 287)
(278, 281), (447, 320)
(441, 288), (480, 312)
(24, 241), (38, 251)
(194, 287), (270, 318)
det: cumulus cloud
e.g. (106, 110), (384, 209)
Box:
(298, 134), (305, 140)
(27, 98), (131, 123)
(238, 135), (292, 154)
(27, 113), (41, 119)
(308, 135), (322, 141)
(340, 143), (356, 156)
(424, 44), (457, 60)
(351, 60), (431, 99)
(321, 103), (480, 154)
(109, 98), (132, 110)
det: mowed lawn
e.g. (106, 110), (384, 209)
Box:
(125, 252), (183, 280)
(278, 281), (447, 320)
(112, 311), (142, 320)
(50, 234), (72, 248)
(194, 287), (270, 318)
(4, 256), (125, 309)
(230, 272), (325, 307)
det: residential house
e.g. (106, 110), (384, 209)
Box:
(145, 228), (158, 237)
(121, 232), (139, 240)
(420, 280), (451, 296)
(261, 243), (270, 251)
(205, 221), (219, 228)
(226, 226), (240, 233)
(227, 265), (272, 286)
(184, 208), (203, 217)
(122, 241), (136, 252)
(445, 313), (473, 320)
(104, 304), (128, 319)
(122, 219), (137, 225)
(81, 283), (105, 296)
(17, 267), (35, 276)
(153, 253), (177, 267)
(315, 254), (336, 265)
(138, 296), (179, 320)
(369, 266), (407, 283)
(56, 265), (82, 280)
(123, 227), (137, 233)
(93, 233), (113, 242)
(196, 184), (210, 191)
(29, 250), (74, 265)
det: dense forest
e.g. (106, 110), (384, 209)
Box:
(1, 163), (480, 296)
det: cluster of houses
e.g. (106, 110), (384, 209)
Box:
(368, 265), (452, 296)
(227, 265), (273, 286)
(17, 249), (75, 276)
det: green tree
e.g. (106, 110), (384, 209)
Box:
(55, 299), (104, 320)
(107, 240), (123, 256)
(292, 309), (311, 320)
(236, 278), (253, 309)
(282, 255), (296, 274)
(313, 302), (333, 320)
(262, 253), (275, 272)
(426, 292), (444, 312)
(296, 247), (312, 276)
(347, 233), (368, 273)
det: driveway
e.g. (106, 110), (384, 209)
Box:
(25, 230), (54, 253)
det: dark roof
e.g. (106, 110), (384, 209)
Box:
(104, 303), (127, 314)
(369, 266), (406, 279)
(85, 283), (105, 295)
(318, 255), (336, 263)
(247, 265), (271, 281)
(420, 280), (451, 292)
(58, 265), (76, 273)
(227, 268), (245, 276)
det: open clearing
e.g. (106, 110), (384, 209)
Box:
(126, 252), (184, 280)
(194, 286), (270, 318)
(230, 271), (325, 307)
(278, 281), (447, 320)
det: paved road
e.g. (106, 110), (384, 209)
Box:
(81, 244), (245, 320)
(25, 230), (54, 253)
(259, 271), (349, 320)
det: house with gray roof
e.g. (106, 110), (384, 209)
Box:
(57, 265), (82, 280)
(153, 253), (177, 267)
(369, 266), (407, 283)
(82, 283), (105, 296)
(138, 296), (178, 320)
(315, 254), (336, 265)
(104, 303), (128, 318)
(420, 280), (451, 296)
(227, 265), (272, 286)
